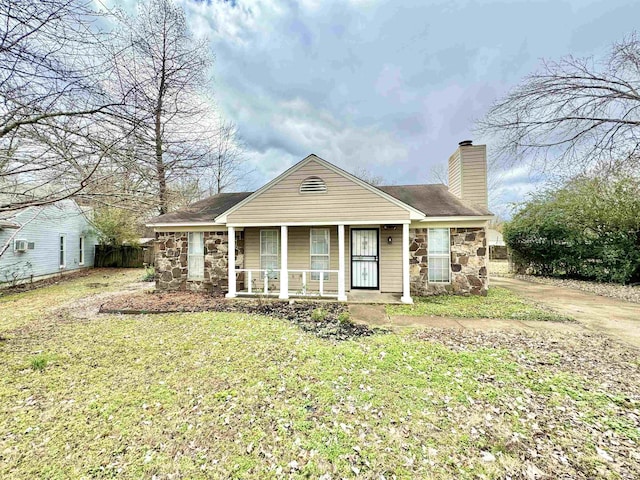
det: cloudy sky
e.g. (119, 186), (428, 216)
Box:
(107, 0), (640, 216)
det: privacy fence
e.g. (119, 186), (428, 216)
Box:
(95, 245), (153, 268)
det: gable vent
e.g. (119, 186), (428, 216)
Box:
(299, 176), (327, 194)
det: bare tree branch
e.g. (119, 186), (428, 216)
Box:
(478, 32), (640, 177)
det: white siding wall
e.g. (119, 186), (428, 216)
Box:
(0, 201), (96, 284)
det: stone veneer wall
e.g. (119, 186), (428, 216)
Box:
(155, 231), (244, 293)
(409, 227), (487, 296)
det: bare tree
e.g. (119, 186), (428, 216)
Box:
(426, 163), (448, 185)
(478, 32), (640, 176)
(0, 0), (130, 212)
(351, 166), (385, 186)
(204, 120), (247, 195)
(112, 0), (214, 215)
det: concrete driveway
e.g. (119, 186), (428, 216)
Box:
(492, 277), (640, 348)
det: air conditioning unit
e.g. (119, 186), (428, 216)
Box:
(14, 239), (28, 252)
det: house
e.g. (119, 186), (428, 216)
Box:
(0, 200), (96, 286)
(487, 228), (505, 247)
(147, 141), (493, 303)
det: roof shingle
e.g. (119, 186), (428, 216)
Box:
(147, 184), (491, 225)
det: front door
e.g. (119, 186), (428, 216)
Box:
(351, 228), (379, 289)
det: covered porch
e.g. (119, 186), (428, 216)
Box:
(225, 223), (413, 303)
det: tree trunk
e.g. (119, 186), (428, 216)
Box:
(155, 46), (168, 215)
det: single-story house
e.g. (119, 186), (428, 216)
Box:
(0, 200), (96, 286)
(147, 140), (493, 303)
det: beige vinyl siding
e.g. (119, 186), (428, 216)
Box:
(244, 226), (352, 293)
(448, 149), (461, 197)
(460, 145), (488, 209)
(228, 159), (409, 224)
(379, 226), (403, 292)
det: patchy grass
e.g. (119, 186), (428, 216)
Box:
(386, 286), (571, 321)
(0, 269), (144, 335)
(1, 271), (637, 478)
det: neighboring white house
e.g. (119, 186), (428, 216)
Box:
(487, 228), (505, 246)
(0, 200), (96, 286)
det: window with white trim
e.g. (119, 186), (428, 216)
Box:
(188, 232), (205, 280)
(59, 235), (65, 268)
(310, 228), (330, 280)
(428, 228), (450, 283)
(260, 229), (279, 279)
(79, 236), (85, 265)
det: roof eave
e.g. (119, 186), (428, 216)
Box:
(419, 215), (494, 222)
(146, 221), (226, 228)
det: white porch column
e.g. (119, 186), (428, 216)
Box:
(225, 226), (236, 298)
(279, 225), (289, 299)
(337, 224), (347, 301)
(401, 223), (413, 304)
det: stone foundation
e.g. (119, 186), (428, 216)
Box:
(409, 227), (487, 296)
(155, 231), (244, 293)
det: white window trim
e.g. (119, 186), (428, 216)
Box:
(59, 234), (66, 269)
(310, 228), (330, 281)
(260, 229), (279, 279)
(427, 227), (451, 284)
(188, 232), (205, 280)
(79, 236), (85, 266)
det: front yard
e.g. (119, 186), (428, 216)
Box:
(387, 286), (571, 321)
(1, 270), (639, 479)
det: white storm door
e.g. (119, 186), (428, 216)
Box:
(351, 229), (379, 289)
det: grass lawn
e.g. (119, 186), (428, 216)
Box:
(0, 269), (144, 335)
(386, 286), (571, 321)
(1, 271), (637, 478)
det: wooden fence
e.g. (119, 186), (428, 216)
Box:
(95, 245), (149, 268)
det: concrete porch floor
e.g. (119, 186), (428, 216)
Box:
(346, 290), (403, 304)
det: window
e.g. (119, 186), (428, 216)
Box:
(300, 176), (327, 193)
(59, 235), (65, 268)
(428, 228), (450, 283)
(260, 229), (279, 279)
(188, 232), (205, 280)
(310, 228), (329, 280)
(79, 236), (85, 265)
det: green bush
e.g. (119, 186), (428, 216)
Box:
(310, 308), (327, 322)
(142, 266), (155, 282)
(505, 175), (640, 284)
(337, 311), (352, 326)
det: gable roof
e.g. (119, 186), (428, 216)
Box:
(146, 156), (493, 226)
(378, 184), (492, 217)
(215, 154), (426, 222)
(147, 192), (252, 225)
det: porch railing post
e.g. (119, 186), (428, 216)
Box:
(401, 222), (413, 304)
(319, 272), (324, 297)
(279, 225), (289, 299)
(225, 226), (236, 298)
(337, 224), (347, 301)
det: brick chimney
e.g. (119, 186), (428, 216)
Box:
(448, 140), (488, 209)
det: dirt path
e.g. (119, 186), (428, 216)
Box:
(493, 276), (640, 348)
